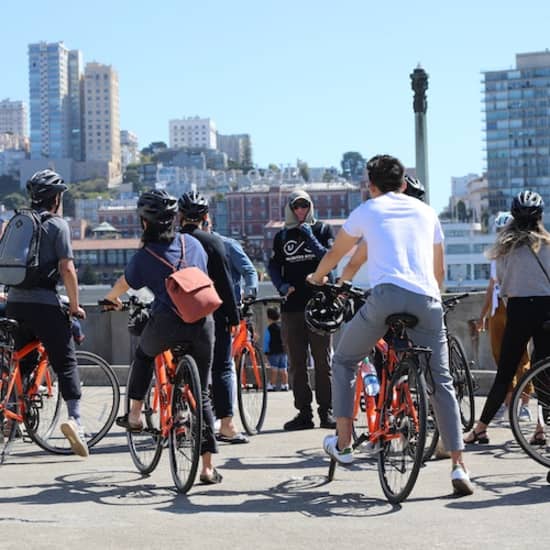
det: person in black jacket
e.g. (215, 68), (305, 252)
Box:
(178, 191), (247, 444)
(268, 190), (336, 430)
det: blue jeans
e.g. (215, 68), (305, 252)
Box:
(211, 311), (234, 419)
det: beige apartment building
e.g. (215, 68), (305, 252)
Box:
(0, 98), (27, 139)
(84, 63), (121, 184)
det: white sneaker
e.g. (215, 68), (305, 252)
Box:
(518, 406), (533, 422)
(280, 384), (289, 391)
(493, 403), (507, 421)
(323, 434), (353, 465)
(60, 417), (89, 458)
(266, 383), (276, 392)
(451, 464), (474, 496)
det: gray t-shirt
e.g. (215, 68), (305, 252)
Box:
(497, 243), (550, 298)
(7, 213), (73, 306)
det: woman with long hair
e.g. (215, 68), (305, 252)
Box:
(465, 190), (550, 446)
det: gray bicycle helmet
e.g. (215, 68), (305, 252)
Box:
(26, 169), (68, 204)
(511, 190), (544, 221)
(137, 189), (178, 223)
(178, 190), (209, 221)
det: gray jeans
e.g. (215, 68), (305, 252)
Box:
(333, 284), (464, 452)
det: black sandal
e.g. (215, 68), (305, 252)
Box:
(529, 431), (547, 446)
(464, 430), (489, 445)
(115, 414), (144, 433)
(199, 468), (223, 485)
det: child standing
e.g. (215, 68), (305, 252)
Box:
(264, 307), (289, 391)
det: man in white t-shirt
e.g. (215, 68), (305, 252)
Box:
(307, 154), (474, 496)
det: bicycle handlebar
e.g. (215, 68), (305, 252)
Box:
(443, 292), (470, 312)
(98, 295), (149, 312)
(306, 279), (368, 300)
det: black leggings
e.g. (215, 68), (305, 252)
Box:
(5, 302), (81, 401)
(480, 296), (550, 425)
(128, 310), (217, 455)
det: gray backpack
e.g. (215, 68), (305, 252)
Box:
(0, 209), (52, 288)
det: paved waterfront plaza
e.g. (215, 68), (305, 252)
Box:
(1, 393), (549, 549)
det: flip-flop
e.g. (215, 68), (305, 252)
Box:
(115, 414), (144, 433)
(200, 468), (223, 485)
(215, 432), (250, 444)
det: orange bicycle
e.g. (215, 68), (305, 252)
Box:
(102, 297), (202, 493)
(321, 283), (429, 504)
(0, 314), (120, 463)
(232, 296), (283, 435)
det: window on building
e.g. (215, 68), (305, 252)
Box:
(474, 263), (491, 280)
(446, 244), (471, 254)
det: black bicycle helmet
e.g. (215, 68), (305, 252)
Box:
(26, 169), (68, 203)
(137, 189), (178, 223)
(305, 290), (346, 335)
(404, 174), (425, 201)
(511, 190), (544, 221)
(177, 190), (209, 221)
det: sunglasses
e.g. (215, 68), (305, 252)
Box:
(292, 200), (310, 209)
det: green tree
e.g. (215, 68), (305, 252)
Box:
(2, 192), (27, 210)
(297, 160), (310, 182)
(268, 163), (281, 173)
(341, 151), (366, 180)
(79, 264), (99, 285)
(456, 200), (467, 222)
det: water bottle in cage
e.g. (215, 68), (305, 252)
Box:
(360, 357), (380, 396)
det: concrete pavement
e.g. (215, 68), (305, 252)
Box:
(1, 394), (549, 550)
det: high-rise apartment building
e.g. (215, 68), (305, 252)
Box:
(169, 116), (217, 149)
(28, 41), (83, 160)
(0, 98), (27, 138)
(217, 133), (252, 166)
(483, 51), (550, 212)
(83, 63), (121, 174)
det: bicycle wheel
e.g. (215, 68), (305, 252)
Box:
(422, 400), (439, 462)
(237, 343), (267, 435)
(1, 364), (20, 463)
(169, 355), (202, 493)
(448, 336), (475, 431)
(23, 362), (63, 453)
(26, 350), (120, 454)
(510, 357), (550, 468)
(127, 365), (163, 474)
(378, 357), (427, 504)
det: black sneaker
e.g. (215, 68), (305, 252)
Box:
(283, 412), (314, 431)
(319, 410), (337, 429)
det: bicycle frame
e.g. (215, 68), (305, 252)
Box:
(352, 335), (422, 448)
(232, 315), (263, 389)
(150, 349), (197, 440)
(0, 340), (53, 425)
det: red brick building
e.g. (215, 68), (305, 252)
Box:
(224, 182), (362, 255)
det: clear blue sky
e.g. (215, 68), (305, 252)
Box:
(2, 0), (549, 213)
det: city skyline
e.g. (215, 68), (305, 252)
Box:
(2, 1), (550, 212)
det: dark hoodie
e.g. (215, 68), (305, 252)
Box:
(267, 190), (334, 312)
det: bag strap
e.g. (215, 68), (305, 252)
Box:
(145, 235), (189, 273)
(177, 234), (187, 269)
(145, 246), (176, 273)
(528, 245), (550, 285)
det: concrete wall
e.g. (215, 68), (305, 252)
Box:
(78, 291), (496, 392)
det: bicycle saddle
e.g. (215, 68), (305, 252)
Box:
(385, 313), (418, 329)
(0, 317), (19, 333)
